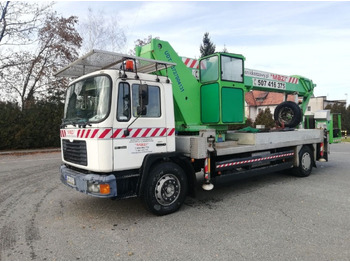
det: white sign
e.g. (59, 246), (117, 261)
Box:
(253, 78), (286, 90)
(245, 68), (299, 85)
(128, 138), (155, 154)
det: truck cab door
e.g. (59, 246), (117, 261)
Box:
(113, 81), (174, 171)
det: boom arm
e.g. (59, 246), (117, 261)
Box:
(136, 39), (203, 132)
(244, 68), (316, 114)
(136, 39), (316, 132)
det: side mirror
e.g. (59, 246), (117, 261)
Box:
(139, 84), (149, 106)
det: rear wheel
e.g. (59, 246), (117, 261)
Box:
(274, 101), (302, 128)
(143, 162), (188, 215)
(293, 146), (313, 177)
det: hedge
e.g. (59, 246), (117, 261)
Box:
(0, 101), (64, 150)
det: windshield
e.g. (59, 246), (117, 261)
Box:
(200, 55), (219, 83)
(64, 75), (111, 124)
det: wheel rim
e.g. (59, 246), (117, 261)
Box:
(278, 107), (294, 125)
(155, 174), (181, 206)
(301, 152), (311, 171)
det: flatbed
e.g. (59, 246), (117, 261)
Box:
(176, 129), (323, 157)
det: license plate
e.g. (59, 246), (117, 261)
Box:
(66, 175), (75, 186)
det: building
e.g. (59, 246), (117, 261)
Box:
(245, 91), (346, 122)
(307, 96), (346, 113)
(245, 90), (296, 121)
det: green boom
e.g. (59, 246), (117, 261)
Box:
(136, 39), (203, 132)
(244, 68), (316, 115)
(136, 39), (316, 133)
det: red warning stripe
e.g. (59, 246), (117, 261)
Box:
(60, 127), (175, 139)
(216, 152), (294, 169)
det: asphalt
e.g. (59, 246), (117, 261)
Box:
(0, 148), (61, 156)
(0, 143), (349, 260)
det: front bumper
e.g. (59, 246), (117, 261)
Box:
(60, 165), (117, 198)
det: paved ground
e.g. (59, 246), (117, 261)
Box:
(0, 143), (349, 260)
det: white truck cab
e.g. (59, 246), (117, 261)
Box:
(61, 70), (175, 172)
(58, 51), (182, 205)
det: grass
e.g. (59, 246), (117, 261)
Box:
(342, 137), (350, 142)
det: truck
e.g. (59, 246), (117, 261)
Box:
(56, 39), (329, 215)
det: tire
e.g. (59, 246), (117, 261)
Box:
(143, 162), (188, 216)
(274, 101), (302, 128)
(293, 146), (313, 177)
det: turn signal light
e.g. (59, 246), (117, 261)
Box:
(100, 184), (110, 195)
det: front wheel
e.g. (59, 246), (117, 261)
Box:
(143, 162), (188, 215)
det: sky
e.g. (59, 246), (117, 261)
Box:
(53, 1), (350, 103)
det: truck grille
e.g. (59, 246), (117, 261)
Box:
(62, 140), (87, 166)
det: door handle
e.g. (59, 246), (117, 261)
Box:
(115, 146), (127, 150)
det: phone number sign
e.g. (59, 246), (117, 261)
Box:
(253, 78), (286, 90)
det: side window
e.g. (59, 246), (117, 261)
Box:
(132, 84), (161, 117)
(117, 82), (130, 121)
(221, 56), (244, 82)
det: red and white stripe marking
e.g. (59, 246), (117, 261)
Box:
(216, 152), (294, 169)
(60, 128), (175, 139)
(287, 77), (299, 84)
(182, 57), (199, 69)
(60, 130), (67, 138)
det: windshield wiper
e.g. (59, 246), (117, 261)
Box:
(60, 120), (77, 128)
(78, 120), (92, 128)
(61, 119), (92, 128)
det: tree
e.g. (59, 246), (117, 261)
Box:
(78, 8), (126, 54)
(129, 35), (159, 55)
(0, 1), (53, 79)
(0, 12), (82, 109)
(325, 103), (349, 133)
(254, 108), (275, 129)
(0, 1), (52, 46)
(228, 118), (253, 130)
(200, 32), (216, 58)
(0, 1), (9, 43)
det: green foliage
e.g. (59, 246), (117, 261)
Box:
(0, 102), (22, 149)
(254, 108), (275, 128)
(0, 100), (63, 150)
(200, 32), (216, 58)
(228, 118), (253, 130)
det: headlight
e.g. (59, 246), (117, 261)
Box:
(87, 182), (100, 193)
(87, 182), (111, 195)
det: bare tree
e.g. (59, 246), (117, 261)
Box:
(129, 35), (159, 55)
(1, 13), (82, 108)
(0, 1), (9, 42)
(78, 8), (126, 54)
(0, 1), (54, 95)
(0, 1), (52, 46)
